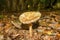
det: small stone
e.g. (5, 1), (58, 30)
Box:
(0, 23), (5, 27)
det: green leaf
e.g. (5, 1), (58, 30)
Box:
(0, 15), (4, 19)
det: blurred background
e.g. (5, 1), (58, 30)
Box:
(0, 0), (60, 13)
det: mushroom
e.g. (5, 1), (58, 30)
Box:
(19, 11), (41, 37)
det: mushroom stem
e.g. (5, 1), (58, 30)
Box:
(29, 23), (32, 37)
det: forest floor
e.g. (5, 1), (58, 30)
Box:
(0, 10), (60, 40)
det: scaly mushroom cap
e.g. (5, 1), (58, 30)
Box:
(19, 11), (41, 24)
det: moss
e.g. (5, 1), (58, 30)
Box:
(0, 15), (4, 19)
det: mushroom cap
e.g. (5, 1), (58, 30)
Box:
(19, 11), (41, 24)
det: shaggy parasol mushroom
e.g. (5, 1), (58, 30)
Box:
(19, 11), (41, 37)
